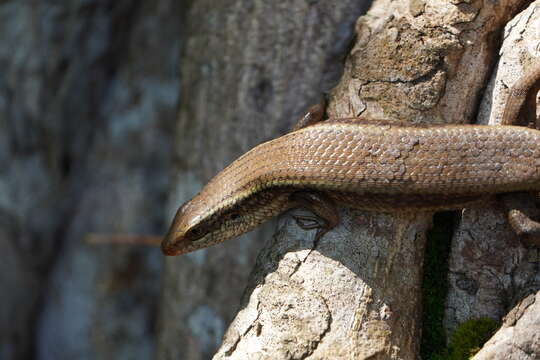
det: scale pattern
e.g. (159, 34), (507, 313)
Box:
(199, 122), (540, 214)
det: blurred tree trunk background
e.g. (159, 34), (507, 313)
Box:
(0, 1), (184, 359)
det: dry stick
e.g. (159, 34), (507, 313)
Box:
(85, 233), (162, 246)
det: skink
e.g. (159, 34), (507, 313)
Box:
(162, 62), (540, 256)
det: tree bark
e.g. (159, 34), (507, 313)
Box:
(212, 0), (530, 359)
(156, 1), (371, 359)
(473, 290), (540, 360)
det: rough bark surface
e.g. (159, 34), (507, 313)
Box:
(215, 211), (431, 359)
(213, 0), (528, 359)
(157, 2), (371, 359)
(444, 0), (540, 339)
(473, 290), (540, 359)
(0, 1), (183, 359)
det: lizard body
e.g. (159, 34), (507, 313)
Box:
(162, 62), (540, 256)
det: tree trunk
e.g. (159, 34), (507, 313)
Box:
(156, 1), (371, 359)
(212, 0), (530, 359)
(0, 1), (184, 359)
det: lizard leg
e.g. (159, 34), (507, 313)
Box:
(291, 97), (327, 131)
(499, 192), (540, 247)
(501, 59), (540, 126)
(289, 191), (339, 243)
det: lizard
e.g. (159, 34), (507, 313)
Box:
(161, 60), (540, 256)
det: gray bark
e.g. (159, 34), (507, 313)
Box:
(213, 0), (530, 358)
(156, 1), (371, 359)
(0, 1), (184, 359)
(473, 290), (540, 360)
(445, 0), (540, 341)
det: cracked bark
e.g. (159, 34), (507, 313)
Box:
(213, 0), (530, 359)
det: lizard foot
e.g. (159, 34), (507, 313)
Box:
(291, 97), (327, 131)
(290, 191), (339, 245)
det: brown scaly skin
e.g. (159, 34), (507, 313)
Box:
(163, 61), (540, 256)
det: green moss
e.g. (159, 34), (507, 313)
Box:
(444, 318), (499, 360)
(421, 212), (454, 359)
(424, 318), (499, 359)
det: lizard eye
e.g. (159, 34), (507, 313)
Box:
(188, 227), (206, 241)
(229, 212), (240, 221)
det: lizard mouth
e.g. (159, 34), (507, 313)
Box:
(161, 241), (180, 256)
(161, 228), (209, 256)
(161, 228), (187, 256)
(162, 241), (206, 256)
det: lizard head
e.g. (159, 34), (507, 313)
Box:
(161, 190), (290, 256)
(161, 195), (246, 256)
